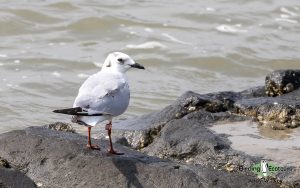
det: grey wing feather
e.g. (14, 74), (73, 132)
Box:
(73, 72), (130, 116)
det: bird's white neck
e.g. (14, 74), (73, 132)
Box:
(101, 67), (126, 75)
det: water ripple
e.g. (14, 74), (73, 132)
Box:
(0, 0), (299, 134)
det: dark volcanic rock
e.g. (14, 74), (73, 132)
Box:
(0, 157), (36, 188)
(233, 70), (300, 129)
(265, 69), (300, 97)
(0, 127), (278, 188)
(144, 118), (233, 165)
(103, 83), (296, 149)
(141, 115), (298, 187)
(103, 89), (261, 149)
(0, 168), (37, 188)
(234, 89), (300, 129)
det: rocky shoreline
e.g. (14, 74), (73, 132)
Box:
(1, 70), (300, 188)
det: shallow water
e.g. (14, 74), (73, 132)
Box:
(210, 121), (300, 166)
(0, 1), (300, 133)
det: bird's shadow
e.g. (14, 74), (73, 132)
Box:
(112, 156), (144, 188)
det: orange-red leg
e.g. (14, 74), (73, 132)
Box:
(105, 121), (123, 155)
(86, 127), (100, 150)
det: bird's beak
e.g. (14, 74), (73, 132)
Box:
(130, 63), (145, 69)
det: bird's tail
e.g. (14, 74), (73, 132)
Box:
(53, 107), (104, 116)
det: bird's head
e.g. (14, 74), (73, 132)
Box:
(102, 52), (145, 73)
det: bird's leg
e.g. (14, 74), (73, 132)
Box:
(86, 127), (100, 150)
(105, 121), (124, 155)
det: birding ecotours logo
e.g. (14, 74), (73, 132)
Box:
(238, 160), (294, 177)
(250, 160), (280, 177)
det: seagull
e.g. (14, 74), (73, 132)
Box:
(53, 52), (145, 154)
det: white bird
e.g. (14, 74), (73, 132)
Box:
(53, 52), (145, 154)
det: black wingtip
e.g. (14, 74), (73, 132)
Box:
(52, 107), (83, 115)
(53, 107), (104, 116)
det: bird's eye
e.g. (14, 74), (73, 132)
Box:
(117, 58), (124, 64)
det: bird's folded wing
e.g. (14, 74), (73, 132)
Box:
(53, 107), (111, 116)
(74, 80), (128, 113)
